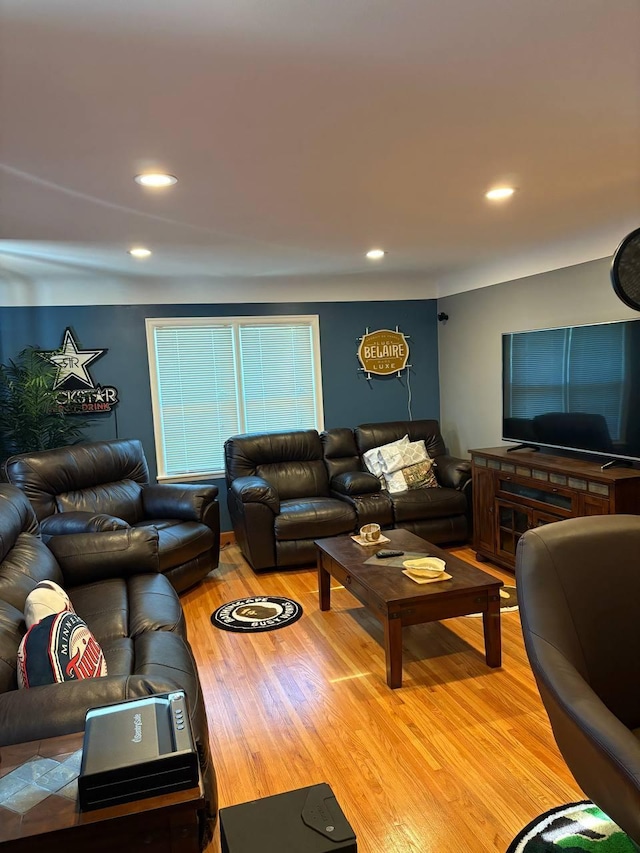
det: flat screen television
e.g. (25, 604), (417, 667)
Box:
(502, 318), (640, 464)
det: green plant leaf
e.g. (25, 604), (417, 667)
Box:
(0, 345), (95, 458)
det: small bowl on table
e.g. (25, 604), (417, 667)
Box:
(359, 523), (381, 542)
(402, 557), (447, 579)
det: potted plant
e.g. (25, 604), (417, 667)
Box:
(0, 346), (91, 461)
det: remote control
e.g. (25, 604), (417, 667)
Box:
(375, 549), (404, 558)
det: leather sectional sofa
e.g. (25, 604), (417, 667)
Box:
(3, 439), (221, 593)
(225, 419), (471, 571)
(0, 484), (217, 847)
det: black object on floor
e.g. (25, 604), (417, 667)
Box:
(220, 783), (357, 853)
(211, 596), (303, 633)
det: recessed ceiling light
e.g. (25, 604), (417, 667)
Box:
(485, 186), (516, 201)
(366, 249), (386, 260)
(134, 173), (178, 188)
(128, 247), (152, 258)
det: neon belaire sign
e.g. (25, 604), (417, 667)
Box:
(39, 328), (119, 414)
(357, 328), (410, 377)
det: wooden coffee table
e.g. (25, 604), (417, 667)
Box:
(316, 529), (503, 688)
(0, 732), (205, 852)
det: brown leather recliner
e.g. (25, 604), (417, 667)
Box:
(224, 429), (357, 571)
(225, 421), (471, 572)
(516, 515), (640, 846)
(0, 484), (217, 847)
(323, 420), (472, 544)
(3, 439), (220, 593)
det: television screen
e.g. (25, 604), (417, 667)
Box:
(502, 318), (640, 462)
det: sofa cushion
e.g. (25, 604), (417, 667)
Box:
(3, 439), (150, 521)
(127, 574), (186, 639)
(69, 574), (185, 646)
(391, 486), (467, 522)
(69, 579), (128, 645)
(56, 479), (144, 525)
(274, 498), (356, 541)
(135, 519), (215, 572)
(225, 430), (330, 500)
(0, 533), (64, 614)
(17, 610), (107, 688)
(379, 439), (430, 475)
(383, 459), (439, 494)
(133, 631), (202, 721)
(356, 420), (447, 460)
(99, 636), (134, 677)
(321, 427), (362, 481)
(362, 436), (409, 478)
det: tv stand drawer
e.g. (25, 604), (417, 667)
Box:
(496, 473), (575, 515)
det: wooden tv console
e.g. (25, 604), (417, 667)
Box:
(470, 446), (640, 571)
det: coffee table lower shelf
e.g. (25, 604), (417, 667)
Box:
(316, 529), (503, 688)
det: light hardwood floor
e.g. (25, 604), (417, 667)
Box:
(181, 543), (582, 852)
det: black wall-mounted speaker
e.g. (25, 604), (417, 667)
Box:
(611, 226), (640, 311)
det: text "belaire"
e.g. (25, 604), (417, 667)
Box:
(361, 343), (407, 359)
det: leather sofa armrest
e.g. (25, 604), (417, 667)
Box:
(0, 674), (183, 747)
(331, 471), (381, 495)
(433, 455), (472, 490)
(41, 512), (130, 535)
(230, 476), (280, 514)
(142, 483), (219, 522)
(48, 528), (161, 585)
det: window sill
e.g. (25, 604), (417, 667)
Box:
(157, 471), (224, 483)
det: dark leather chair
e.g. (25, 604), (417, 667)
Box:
(224, 429), (357, 571)
(0, 484), (216, 846)
(3, 439), (220, 593)
(323, 420), (472, 544)
(516, 516), (640, 845)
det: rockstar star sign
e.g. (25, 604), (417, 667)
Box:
(40, 328), (105, 389)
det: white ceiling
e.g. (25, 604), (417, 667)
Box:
(1, 0), (639, 298)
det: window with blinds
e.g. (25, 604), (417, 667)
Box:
(146, 316), (323, 479)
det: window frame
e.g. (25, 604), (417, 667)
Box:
(145, 314), (324, 481)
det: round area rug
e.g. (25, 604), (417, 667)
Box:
(211, 596), (303, 633)
(507, 801), (637, 852)
(465, 584), (518, 617)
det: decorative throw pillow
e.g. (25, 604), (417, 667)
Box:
(379, 439), (429, 475)
(362, 435), (410, 478)
(383, 459), (439, 494)
(17, 610), (107, 689)
(24, 580), (75, 629)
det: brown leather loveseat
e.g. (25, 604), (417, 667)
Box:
(0, 484), (217, 846)
(3, 439), (220, 593)
(323, 419), (471, 543)
(225, 420), (471, 572)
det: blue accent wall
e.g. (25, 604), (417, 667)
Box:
(0, 299), (439, 529)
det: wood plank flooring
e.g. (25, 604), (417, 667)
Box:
(181, 544), (582, 852)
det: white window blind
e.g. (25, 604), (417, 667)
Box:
(239, 324), (318, 433)
(147, 316), (323, 479)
